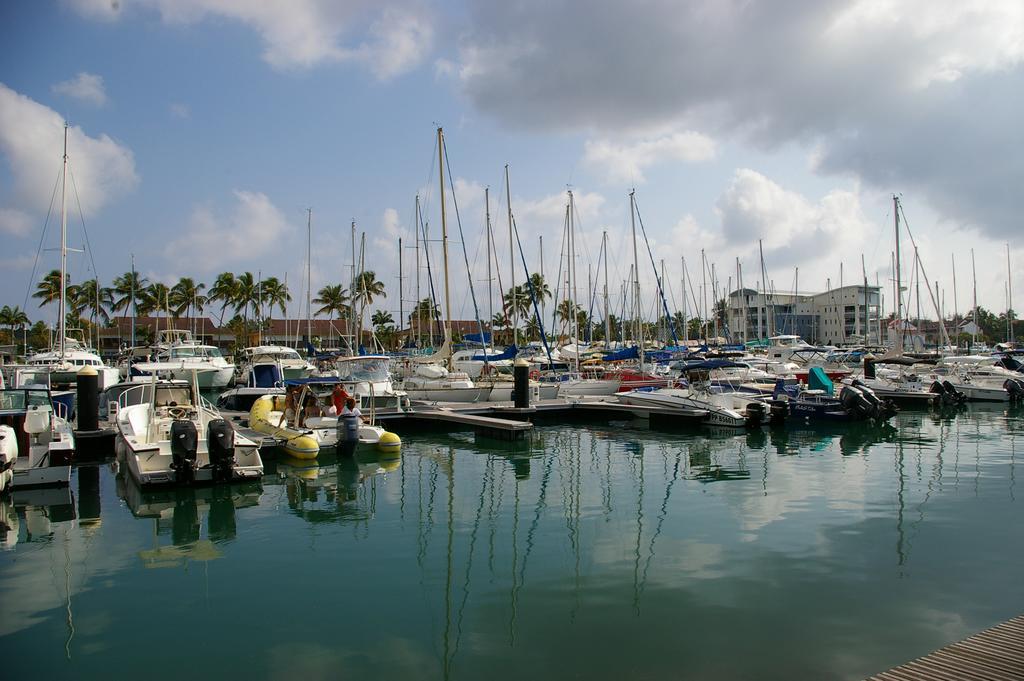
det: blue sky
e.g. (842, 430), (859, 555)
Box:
(2, 1), (1022, 329)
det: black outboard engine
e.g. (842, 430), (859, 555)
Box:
(207, 419), (236, 482)
(840, 385), (872, 419)
(768, 398), (789, 425)
(941, 380), (968, 404)
(745, 401), (766, 427)
(1005, 378), (1024, 402)
(170, 420), (199, 484)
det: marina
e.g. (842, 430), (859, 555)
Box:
(2, 403), (1023, 680)
(3, 3), (1024, 678)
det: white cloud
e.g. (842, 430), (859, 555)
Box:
(51, 72), (108, 106)
(0, 208), (33, 236)
(169, 102), (190, 119)
(0, 83), (138, 219)
(167, 190), (293, 272)
(584, 131), (716, 185)
(68, 0), (434, 76)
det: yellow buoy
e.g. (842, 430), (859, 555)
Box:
(376, 431), (401, 452)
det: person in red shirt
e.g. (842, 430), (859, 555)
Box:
(331, 384), (350, 415)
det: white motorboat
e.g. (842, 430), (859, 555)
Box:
(99, 377), (191, 427)
(115, 373), (263, 486)
(237, 345), (314, 382)
(22, 336), (121, 390)
(135, 330), (235, 389)
(399, 363), (491, 403)
(616, 385), (765, 428)
(0, 386), (74, 488)
(217, 361), (286, 412)
(0, 424), (16, 493)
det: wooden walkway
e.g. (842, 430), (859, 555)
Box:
(867, 615), (1024, 680)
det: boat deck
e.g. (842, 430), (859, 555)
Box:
(866, 615), (1024, 680)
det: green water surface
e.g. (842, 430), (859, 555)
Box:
(2, 405), (1022, 680)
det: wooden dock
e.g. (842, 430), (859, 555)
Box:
(867, 615), (1024, 680)
(404, 408), (535, 441)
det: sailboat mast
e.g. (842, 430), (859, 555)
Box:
(603, 231), (611, 345)
(701, 249), (708, 343)
(415, 195), (422, 347)
(306, 208), (312, 345)
(485, 187), (492, 341)
(438, 128), (453, 368)
(130, 253), (136, 348)
(58, 122), (68, 357)
(505, 165), (516, 347)
(681, 256), (688, 343)
(894, 195), (903, 325)
(398, 236), (403, 349)
(1008, 244), (1015, 344)
(971, 248), (978, 346)
(569, 190), (579, 373)
(629, 191), (644, 365)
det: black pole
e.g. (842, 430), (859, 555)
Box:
(76, 366), (99, 432)
(513, 359), (530, 408)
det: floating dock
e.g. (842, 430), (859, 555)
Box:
(223, 397), (709, 446)
(867, 615), (1024, 680)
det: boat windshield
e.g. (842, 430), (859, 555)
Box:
(0, 389), (51, 411)
(335, 358), (389, 382)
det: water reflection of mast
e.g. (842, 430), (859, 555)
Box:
(443, 446), (454, 681)
(509, 441), (554, 645)
(631, 441), (645, 615)
(895, 434), (906, 574)
(639, 445), (682, 599)
(453, 451), (496, 664)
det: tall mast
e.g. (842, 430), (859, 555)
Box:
(485, 187), (492, 342)
(350, 218), (356, 349)
(569, 190), (579, 373)
(539, 235), (544, 327)
(415, 195), (422, 347)
(681, 257), (688, 343)
(701, 249), (708, 342)
(306, 209), (312, 345)
(58, 122), (69, 357)
(894, 195), (903, 326)
(438, 127), (452, 368)
(861, 254), (869, 344)
(971, 248), (978, 346)
(603, 231), (611, 345)
(629, 190), (644, 366)
(505, 165), (516, 347)
(1008, 244), (1015, 344)
(398, 236), (403, 350)
(130, 252), (136, 348)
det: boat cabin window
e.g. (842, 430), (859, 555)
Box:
(154, 387), (192, 407)
(0, 389), (51, 410)
(335, 358), (389, 382)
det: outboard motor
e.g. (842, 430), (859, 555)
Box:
(768, 398), (789, 425)
(744, 401), (766, 427)
(1005, 378), (1024, 402)
(207, 419), (236, 482)
(170, 420), (199, 484)
(840, 385), (872, 419)
(336, 414), (360, 445)
(942, 380), (968, 404)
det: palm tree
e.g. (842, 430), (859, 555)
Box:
(313, 284), (350, 321)
(111, 270), (149, 318)
(1, 305), (30, 348)
(169, 277), (206, 319)
(33, 269), (66, 309)
(139, 282), (170, 317)
(353, 270), (386, 309)
(208, 272), (238, 325)
(528, 273), (551, 305)
(75, 278), (113, 328)
(260, 276), (291, 318)
(234, 272), (260, 325)
(371, 309), (394, 330)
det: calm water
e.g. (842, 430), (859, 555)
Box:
(2, 406), (1023, 680)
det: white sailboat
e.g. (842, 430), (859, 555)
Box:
(136, 329), (235, 389)
(1, 385), (74, 488)
(20, 124), (119, 390)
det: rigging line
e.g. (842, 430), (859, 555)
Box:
(441, 136), (488, 346)
(511, 214), (554, 363)
(633, 196), (679, 346)
(896, 202), (951, 344)
(69, 166), (102, 292)
(23, 167), (64, 313)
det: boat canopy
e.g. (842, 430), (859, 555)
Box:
(603, 346), (639, 361)
(471, 344), (516, 362)
(678, 359), (748, 372)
